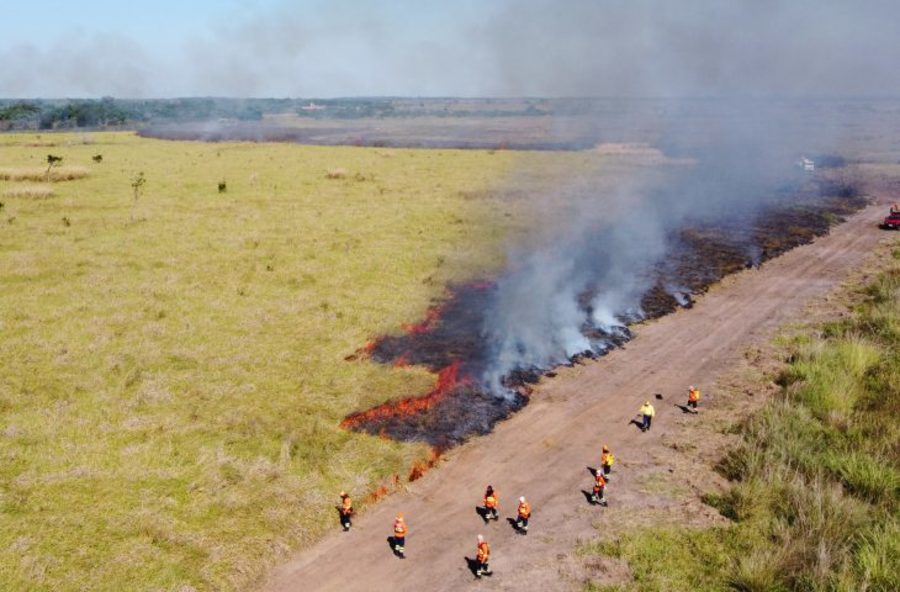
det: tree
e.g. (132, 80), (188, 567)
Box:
(130, 172), (146, 222)
(46, 154), (63, 181)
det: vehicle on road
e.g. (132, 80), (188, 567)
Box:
(882, 211), (900, 230)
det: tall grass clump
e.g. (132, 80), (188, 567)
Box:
(581, 252), (900, 592)
(0, 165), (89, 182)
(3, 184), (55, 198)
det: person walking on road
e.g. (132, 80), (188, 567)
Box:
(392, 513), (408, 558)
(591, 469), (608, 506)
(475, 535), (493, 578)
(600, 445), (615, 480)
(515, 496), (531, 534)
(338, 491), (353, 531)
(639, 400), (656, 432)
(687, 385), (701, 413)
(483, 485), (499, 521)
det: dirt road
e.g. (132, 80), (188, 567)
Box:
(264, 201), (894, 592)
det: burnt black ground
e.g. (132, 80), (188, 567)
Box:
(344, 177), (867, 447)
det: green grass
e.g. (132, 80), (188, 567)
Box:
(579, 251), (900, 592)
(0, 132), (665, 591)
(0, 132), (516, 591)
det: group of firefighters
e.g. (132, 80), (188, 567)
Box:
(335, 385), (701, 579)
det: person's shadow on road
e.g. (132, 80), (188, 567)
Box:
(475, 505), (491, 524)
(386, 536), (404, 558)
(464, 556), (481, 578)
(506, 517), (521, 533)
(674, 403), (698, 414)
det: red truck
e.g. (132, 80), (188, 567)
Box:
(883, 211), (900, 230)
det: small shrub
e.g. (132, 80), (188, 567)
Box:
(45, 154), (63, 180)
(130, 172), (146, 222)
(325, 168), (347, 179)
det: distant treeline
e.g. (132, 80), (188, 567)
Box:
(0, 97), (555, 130)
(0, 97), (271, 130)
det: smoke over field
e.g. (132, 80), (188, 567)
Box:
(343, 129), (867, 447)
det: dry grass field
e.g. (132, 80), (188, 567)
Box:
(0, 132), (652, 591)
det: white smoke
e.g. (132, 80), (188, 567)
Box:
(480, 179), (672, 392)
(476, 107), (837, 393)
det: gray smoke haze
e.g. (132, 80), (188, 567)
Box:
(478, 99), (838, 393)
(1, 0), (899, 97)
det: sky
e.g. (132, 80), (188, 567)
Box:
(1, 0), (898, 99)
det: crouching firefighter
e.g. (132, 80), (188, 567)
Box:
(592, 469), (608, 506)
(392, 513), (407, 558)
(475, 535), (493, 578)
(338, 491), (353, 531)
(516, 496), (532, 534)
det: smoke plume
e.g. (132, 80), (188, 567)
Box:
(478, 101), (830, 393)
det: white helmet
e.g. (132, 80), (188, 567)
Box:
(519, 496), (526, 503)
(477, 534), (484, 542)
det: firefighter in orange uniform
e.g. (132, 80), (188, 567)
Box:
(392, 513), (408, 558)
(475, 534), (493, 577)
(600, 445), (615, 480)
(483, 485), (499, 521)
(592, 469), (608, 506)
(338, 491), (353, 531)
(515, 496), (532, 534)
(687, 385), (701, 413)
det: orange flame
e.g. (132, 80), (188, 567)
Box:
(364, 484), (390, 504)
(408, 448), (442, 482)
(345, 339), (377, 361)
(401, 304), (445, 334)
(340, 361), (465, 429)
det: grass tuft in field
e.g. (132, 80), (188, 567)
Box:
(0, 166), (90, 182)
(3, 184), (55, 198)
